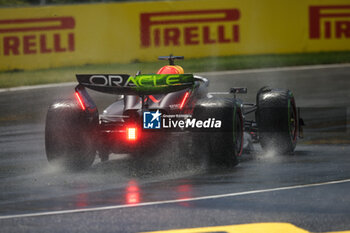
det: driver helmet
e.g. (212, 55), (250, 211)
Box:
(157, 65), (184, 74)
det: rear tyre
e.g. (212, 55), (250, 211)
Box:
(45, 99), (98, 170)
(256, 88), (298, 154)
(193, 97), (243, 168)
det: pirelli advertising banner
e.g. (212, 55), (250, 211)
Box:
(0, 0), (350, 71)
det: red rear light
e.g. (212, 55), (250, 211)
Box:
(75, 92), (86, 111)
(180, 92), (190, 109)
(148, 95), (160, 103)
(127, 127), (137, 141)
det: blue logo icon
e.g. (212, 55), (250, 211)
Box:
(143, 110), (161, 129)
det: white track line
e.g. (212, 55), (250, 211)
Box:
(0, 178), (349, 220)
(1, 63), (350, 93)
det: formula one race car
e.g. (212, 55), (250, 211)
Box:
(45, 55), (300, 170)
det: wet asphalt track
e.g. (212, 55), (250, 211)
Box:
(0, 64), (349, 233)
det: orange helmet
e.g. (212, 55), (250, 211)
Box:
(157, 65), (184, 74)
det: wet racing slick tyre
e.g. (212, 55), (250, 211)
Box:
(193, 97), (243, 168)
(45, 99), (98, 171)
(256, 88), (298, 154)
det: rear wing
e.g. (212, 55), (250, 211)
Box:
(76, 74), (194, 95)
